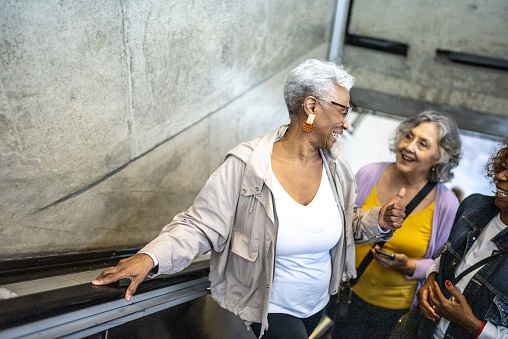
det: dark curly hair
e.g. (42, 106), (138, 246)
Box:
(485, 137), (508, 184)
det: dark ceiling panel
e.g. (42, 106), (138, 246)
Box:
(351, 88), (507, 139)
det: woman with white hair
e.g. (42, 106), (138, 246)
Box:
(92, 59), (406, 338)
(333, 111), (462, 338)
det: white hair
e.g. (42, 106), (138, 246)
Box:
(283, 59), (355, 118)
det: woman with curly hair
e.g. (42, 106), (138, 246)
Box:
(417, 137), (508, 338)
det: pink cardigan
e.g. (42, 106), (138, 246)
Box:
(355, 162), (459, 305)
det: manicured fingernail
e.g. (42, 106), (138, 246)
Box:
(445, 280), (451, 286)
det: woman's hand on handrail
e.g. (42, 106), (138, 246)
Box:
(92, 253), (154, 302)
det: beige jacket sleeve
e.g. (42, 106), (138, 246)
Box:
(352, 206), (393, 244)
(140, 157), (244, 276)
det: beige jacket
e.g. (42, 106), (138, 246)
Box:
(141, 126), (392, 336)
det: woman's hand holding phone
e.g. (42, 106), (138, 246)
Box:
(371, 245), (416, 276)
(375, 248), (395, 259)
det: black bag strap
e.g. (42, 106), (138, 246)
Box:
(452, 248), (507, 285)
(351, 181), (437, 286)
(404, 181), (437, 216)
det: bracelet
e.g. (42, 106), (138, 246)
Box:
(475, 321), (487, 339)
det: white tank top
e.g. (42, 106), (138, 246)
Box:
(268, 162), (343, 317)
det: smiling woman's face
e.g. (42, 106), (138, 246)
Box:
(311, 85), (350, 150)
(494, 158), (508, 215)
(395, 122), (440, 179)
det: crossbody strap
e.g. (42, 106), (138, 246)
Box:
(351, 181), (437, 286)
(452, 248), (507, 285)
(404, 181), (437, 216)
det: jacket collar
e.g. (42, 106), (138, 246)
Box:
(237, 125), (344, 197)
(463, 196), (500, 232)
(462, 195), (508, 250)
(325, 137), (344, 160)
(492, 227), (508, 252)
(240, 126), (283, 196)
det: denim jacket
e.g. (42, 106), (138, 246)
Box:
(419, 194), (508, 338)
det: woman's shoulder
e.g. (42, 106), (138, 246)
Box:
(436, 184), (459, 205)
(226, 141), (256, 163)
(454, 194), (496, 218)
(226, 126), (283, 164)
(460, 193), (495, 208)
(356, 162), (391, 179)
(359, 161), (391, 172)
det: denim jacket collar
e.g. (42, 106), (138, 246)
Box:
(492, 227), (508, 252)
(462, 196), (500, 232)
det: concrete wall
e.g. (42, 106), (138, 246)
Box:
(0, 0), (336, 258)
(343, 0), (508, 122)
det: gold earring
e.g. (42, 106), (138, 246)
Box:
(302, 113), (315, 132)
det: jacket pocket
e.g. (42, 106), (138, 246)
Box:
(231, 231), (259, 262)
(485, 295), (508, 327)
(230, 232), (260, 287)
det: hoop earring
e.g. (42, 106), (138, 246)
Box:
(302, 114), (315, 132)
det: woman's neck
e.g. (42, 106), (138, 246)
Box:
(500, 211), (508, 226)
(389, 163), (429, 189)
(275, 124), (322, 165)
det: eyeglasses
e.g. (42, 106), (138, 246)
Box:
(314, 97), (352, 120)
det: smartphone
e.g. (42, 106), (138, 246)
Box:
(375, 248), (396, 260)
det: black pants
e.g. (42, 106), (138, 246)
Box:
(251, 308), (324, 339)
(331, 292), (409, 339)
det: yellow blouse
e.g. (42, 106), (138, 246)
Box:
(353, 185), (433, 309)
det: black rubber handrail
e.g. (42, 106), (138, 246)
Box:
(0, 259), (210, 330)
(0, 247), (143, 285)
